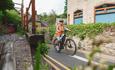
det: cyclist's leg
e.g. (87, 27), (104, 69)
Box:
(54, 36), (60, 51)
(59, 34), (65, 49)
(52, 34), (57, 44)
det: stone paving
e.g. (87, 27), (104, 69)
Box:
(0, 34), (33, 70)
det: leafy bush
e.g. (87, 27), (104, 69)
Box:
(34, 43), (49, 70)
(0, 0), (14, 10)
(38, 43), (49, 55)
(49, 23), (115, 40)
(0, 11), (3, 21)
(0, 10), (25, 35)
(34, 44), (41, 70)
(6, 10), (21, 24)
(36, 27), (49, 34)
(0, 24), (7, 35)
(49, 25), (56, 39)
(67, 23), (115, 40)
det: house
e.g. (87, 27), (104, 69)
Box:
(67, 0), (115, 24)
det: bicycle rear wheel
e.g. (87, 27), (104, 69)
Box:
(65, 39), (77, 55)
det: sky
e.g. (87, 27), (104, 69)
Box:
(13, 0), (65, 15)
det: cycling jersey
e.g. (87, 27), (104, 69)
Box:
(55, 23), (64, 37)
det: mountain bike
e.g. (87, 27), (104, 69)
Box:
(53, 28), (77, 55)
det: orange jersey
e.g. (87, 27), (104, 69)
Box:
(55, 24), (64, 37)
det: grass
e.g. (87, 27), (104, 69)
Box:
(34, 43), (49, 70)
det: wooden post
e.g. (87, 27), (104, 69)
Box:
(26, 8), (29, 32)
(23, 14), (26, 30)
(32, 0), (36, 34)
(21, 0), (24, 26)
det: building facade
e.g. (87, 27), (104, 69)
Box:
(67, 0), (115, 24)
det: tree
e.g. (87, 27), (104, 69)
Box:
(6, 10), (23, 34)
(0, 0), (14, 24)
(0, 11), (3, 22)
(64, 0), (67, 17)
(57, 0), (67, 18)
(48, 10), (57, 25)
(60, 0), (67, 18)
(39, 10), (57, 25)
(6, 10), (21, 24)
(0, 0), (14, 11)
(39, 12), (48, 22)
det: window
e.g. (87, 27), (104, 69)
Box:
(74, 10), (83, 24)
(95, 4), (115, 23)
(95, 4), (115, 15)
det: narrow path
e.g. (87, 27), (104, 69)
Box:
(48, 44), (115, 69)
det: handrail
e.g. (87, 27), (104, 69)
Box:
(43, 55), (71, 70)
(43, 56), (61, 70)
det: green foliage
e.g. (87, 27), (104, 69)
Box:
(64, 0), (67, 13)
(6, 10), (25, 35)
(34, 43), (49, 70)
(57, 0), (67, 18)
(0, 24), (7, 35)
(0, 10), (25, 35)
(67, 23), (115, 40)
(6, 10), (21, 24)
(63, 0), (67, 18)
(49, 25), (56, 39)
(36, 27), (49, 35)
(38, 43), (49, 55)
(0, 11), (3, 21)
(87, 47), (101, 65)
(73, 46), (115, 70)
(39, 10), (57, 25)
(73, 65), (78, 70)
(0, 0), (14, 11)
(48, 11), (57, 25)
(34, 44), (41, 70)
(49, 23), (115, 40)
(108, 65), (115, 70)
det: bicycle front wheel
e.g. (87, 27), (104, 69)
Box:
(65, 39), (77, 55)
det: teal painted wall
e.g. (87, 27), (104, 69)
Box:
(74, 17), (83, 24)
(96, 13), (115, 23)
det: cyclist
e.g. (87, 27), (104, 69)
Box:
(52, 20), (64, 50)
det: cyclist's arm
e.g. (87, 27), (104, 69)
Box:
(64, 27), (71, 31)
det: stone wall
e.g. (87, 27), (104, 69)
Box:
(67, 0), (115, 24)
(72, 27), (115, 62)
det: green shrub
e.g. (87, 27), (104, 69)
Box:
(67, 23), (115, 39)
(0, 10), (25, 35)
(49, 25), (56, 39)
(49, 23), (115, 40)
(34, 44), (41, 70)
(34, 43), (49, 70)
(36, 27), (49, 34)
(0, 11), (3, 21)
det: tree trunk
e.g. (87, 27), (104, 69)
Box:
(2, 10), (7, 25)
